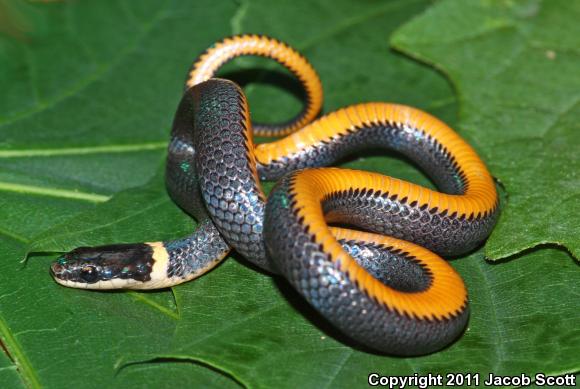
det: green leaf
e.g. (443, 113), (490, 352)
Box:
(1, 0), (578, 388)
(0, 334), (25, 389)
(26, 171), (195, 254)
(391, 0), (580, 261)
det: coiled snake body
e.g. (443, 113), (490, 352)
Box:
(51, 35), (499, 356)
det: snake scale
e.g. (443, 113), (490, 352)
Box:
(51, 35), (499, 356)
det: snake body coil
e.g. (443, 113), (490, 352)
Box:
(51, 35), (499, 356)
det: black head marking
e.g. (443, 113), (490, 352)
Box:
(51, 243), (155, 285)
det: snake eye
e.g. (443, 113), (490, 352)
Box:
(79, 266), (99, 283)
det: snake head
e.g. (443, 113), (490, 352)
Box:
(50, 243), (162, 289)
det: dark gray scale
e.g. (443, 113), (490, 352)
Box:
(164, 87), (234, 277)
(257, 121), (498, 256)
(190, 79), (273, 271)
(167, 88), (209, 220)
(264, 176), (469, 356)
(339, 240), (432, 293)
(324, 189), (498, 256)
(258, 122), (467, 194)
(164, 219), (230, 279)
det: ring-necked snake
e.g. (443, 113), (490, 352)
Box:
(50, 35), (499, 356)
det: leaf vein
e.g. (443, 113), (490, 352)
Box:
(0, 181), (109, 203)
(127, 291), (179, 320)
(0, 315), (41, 388)
(0, 141), (167, 158)
(322, 350), (352, 389)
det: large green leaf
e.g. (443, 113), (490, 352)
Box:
(391, 0), (580, 260)
(1, 0), (578, 388)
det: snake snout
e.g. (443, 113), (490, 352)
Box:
(50, 254), (80, 282)
(50, 261), (64, 278)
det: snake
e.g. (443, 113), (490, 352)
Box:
(50, 35), (499, 356)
